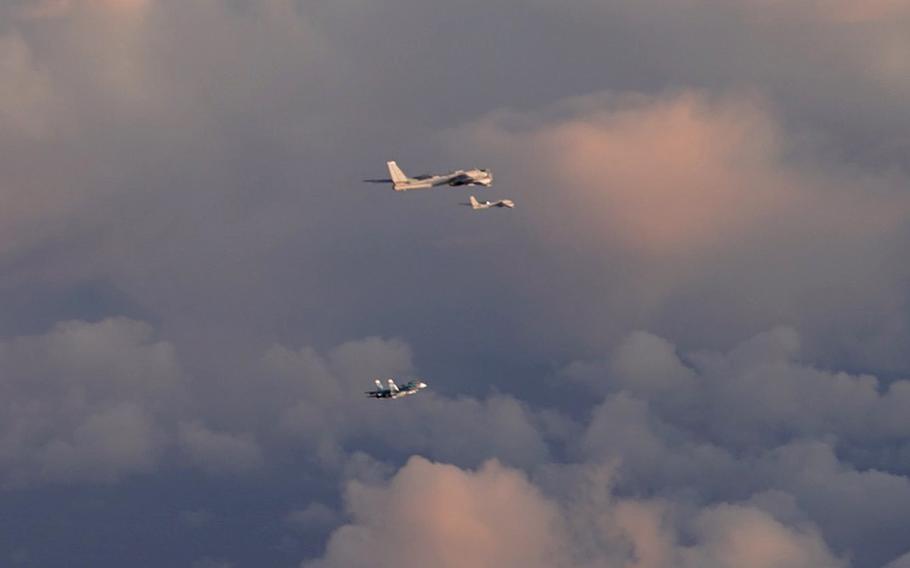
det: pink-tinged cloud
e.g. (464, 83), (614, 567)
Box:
(611, 499), (675, 568)
(0, 33), (56, 138)
(16, 0), (148, 19)
(306, 457), (565, 568)
(457, 91), (910, 366)
(466, 92), (908, 257)
(306, 456), (845, 568)
(680, 504), (845, 568)
(769, 0), (910, 23)
(96, 0), (147, 9)
(538, 95), (788, 253)
(830, 0), (909, 23)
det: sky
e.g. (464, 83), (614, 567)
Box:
(1, 0), (910, 566)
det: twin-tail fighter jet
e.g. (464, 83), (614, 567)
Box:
(365, 378), (428, 400)
(375, 161), (493, 191)
(465, 195), (515, 210)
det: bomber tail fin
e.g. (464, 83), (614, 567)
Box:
(387, 161), (410, 184)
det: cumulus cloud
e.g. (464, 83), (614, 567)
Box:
(475, 93), (799, 253)
(1, 0), (906, 374)
(306, 457), (565, 568)
(0, 317), (264, 484)
(466, 91), (908, 257)
(521, 0), (910, 155)
(0, 323), (550, 486)
(679, 504), (844, 568)
(564, 331), (696, 397)
(1, 0), (910, 566)
(886, 551), (910, 568)
(459, 91), (910, 368)
(572, 327), (910, 460)
(259, 336), (551, 470)
(178, 421), (263, 476)
(0, 0), (324, 279)
(307, 456), (845, 568)
(0, 318), (182, 485)
(562, 327), (910, 566)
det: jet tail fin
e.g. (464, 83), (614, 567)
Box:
(374, 379), (383, 390)
(387, 161), (410, 184)
(469, 195), (480, 209)
(387, 378), (400, 393)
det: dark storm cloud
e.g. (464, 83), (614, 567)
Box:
(1, 1), (910, 567)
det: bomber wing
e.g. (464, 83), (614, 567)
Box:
(446, 174), (472, 186)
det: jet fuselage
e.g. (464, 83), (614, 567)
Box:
(365, 379), (428, 400)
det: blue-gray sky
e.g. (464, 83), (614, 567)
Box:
(2, 1), (910, 566)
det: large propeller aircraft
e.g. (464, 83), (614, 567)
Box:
(366, 161), (493, 191)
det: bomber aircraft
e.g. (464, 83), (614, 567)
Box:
(365, 378), (428, 399)
(465, 195), (515, 210)
(367, 161), (493, 191)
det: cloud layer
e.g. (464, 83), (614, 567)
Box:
(310, 456), (846, 568)
(0, 318), (184, 484)
(458, 91), (910, 369)
(1, 1), (910, 566)
(304, 328), (910, 567)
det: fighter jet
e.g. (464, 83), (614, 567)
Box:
(365, 378), (428, 399)
(369, 161), (493, 191)
(465, 195), (515, 210)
